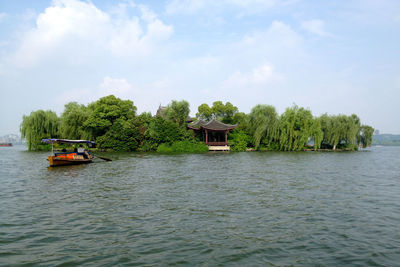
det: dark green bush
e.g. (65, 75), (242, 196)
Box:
(157, 141), (209, 153)
(228, 130), (252, 152)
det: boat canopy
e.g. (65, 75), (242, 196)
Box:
(41, 139), (96, 146)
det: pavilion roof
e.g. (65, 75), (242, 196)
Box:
(188, 119), (237, 131)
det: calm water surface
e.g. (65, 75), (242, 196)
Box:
(1, 146), (399, 266)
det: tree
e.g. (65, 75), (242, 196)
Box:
(20, 110), (60, 151)
(84, 95), (137, 139)
(133, 112), (153, 150)
(144, 116), (192, 150)
(310, 117), (323, 150)
(232, 112), (250, 131)
(248, 104), (279, 150)
(60, 102), (90, 140)
(221, 102), (239, 124)
(320, 114), (361, 150)
(278, 105), (315, 151)
(164, 100), (190, 127)
(196, 103), (213, 121)
(196, 101), (238, 123)
(96, 118), (141, 151)
(359, 125), (374, 148)
(228, 129), (252, 152)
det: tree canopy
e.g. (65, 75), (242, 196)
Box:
(248, 104), (279, 150)
(164, 100), (190, 127)
(20, 95), (374, 152)
(196, 101), (238, 124)
(20, 110), (60, 151)
(60, 102), (89, 140)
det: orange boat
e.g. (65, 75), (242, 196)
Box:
(42, 139), (96, 167)
(47, 152), (93, 167)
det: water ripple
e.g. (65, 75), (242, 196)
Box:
(1, 146), (400, 266)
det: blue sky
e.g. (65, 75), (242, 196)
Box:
(1, 0), (400, 135)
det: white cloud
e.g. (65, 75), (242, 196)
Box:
(9, 0), (173, 68)
(210, 63), (284, 111)
(56, 76), (136, 107)
(166, 0), (209, 15)
(241, 21), (301, 48)
(100, 76), (184, 115)
(222, 63), (283, 93)
(223, 64), (282, 88)
(99, 76), (133, 97)
(226, 0), (277, 9)
(301, 19), (333, 37)
(165, 0), (292, 15)
(235, 20), (304, 63)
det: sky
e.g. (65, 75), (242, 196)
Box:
(1, 0), (400, 136)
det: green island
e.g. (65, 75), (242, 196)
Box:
(20, 95), (374, 152)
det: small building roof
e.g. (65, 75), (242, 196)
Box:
(155, 105), (167, 117)
(188, 119), (237, 131)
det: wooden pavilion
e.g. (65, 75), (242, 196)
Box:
(187, 119), (237, 146)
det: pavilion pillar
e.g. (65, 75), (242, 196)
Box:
(225, 131), (228, 145)
(205, 129), (208, 145)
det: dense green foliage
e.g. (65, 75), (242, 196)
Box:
(60, 102), (89, 140)
(145, 116), (192, 148)
(228, 130), (252, 152)
(20, 95), (374, 152)
(359, 125), (374, 148)
(164, 100), (190, 127)
(20, 110), (59, 151)
(157, 141), (209, 153)
(196, 101), (238, 124)
(320, 114), (361, 150)
(248, 104), (279, 150)
(278, 105), (318, 151)
(84, 95), (136, 139)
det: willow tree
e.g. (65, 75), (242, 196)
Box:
(359, 125), (374, 148)
(343, 114), (361, 147)
(60, 102), (90, 140)
(248, 104), (279, 150)
(320, 114), (335, 149)
(279, 105), (315, 151)
(320, 114), (361, 150)
(310, 117), (323, 150)
(20, 110), (60, 151)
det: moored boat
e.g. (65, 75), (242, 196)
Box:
(42, 139), (96, 167)
(47, 152), (93, 167)
(0, 143), (12, 147)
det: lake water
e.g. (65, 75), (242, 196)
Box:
(1, 145), (399, 266)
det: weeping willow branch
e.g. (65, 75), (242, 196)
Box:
(20, 110), (60, 151)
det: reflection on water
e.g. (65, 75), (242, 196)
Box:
(1, 145), (400, 266)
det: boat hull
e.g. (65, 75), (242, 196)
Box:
(0, 143), (12, 147)
(48, 155), (92, 167)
